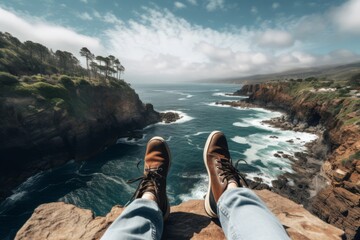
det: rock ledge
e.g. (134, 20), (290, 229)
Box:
(15, 190), (344, 240)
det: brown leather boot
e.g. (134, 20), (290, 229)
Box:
(203, 131), (248, 218)
(127, 136), (171, 220)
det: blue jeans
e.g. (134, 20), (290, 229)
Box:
(101, 188), (290, 240)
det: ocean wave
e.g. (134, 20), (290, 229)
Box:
(229, 107), (318, 181)
(178, 174), (208, 201)
(212, 92), (248, 98)
(230, 130), (317, 179)
(245, 173), (275, 186)
(206, 102), (232, 108)
(0, 172), (46, 213)
(184, 131), (210, 138)
(152, 89), (194, 100)
(116, 134), (147, 146)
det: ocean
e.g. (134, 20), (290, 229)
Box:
(0, 83), (317, 239)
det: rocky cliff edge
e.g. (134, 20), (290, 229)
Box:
(15, 190), (344, 240)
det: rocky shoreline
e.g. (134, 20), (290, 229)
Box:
(222, 83), (359, 239)
(217, 100), (329, 206)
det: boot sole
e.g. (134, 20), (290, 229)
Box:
(203, 131), (221, 218)
(148, 136), (172, 221)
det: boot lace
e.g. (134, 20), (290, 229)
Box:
(125, 168), (163, 206)
(217, 158), (249, 187)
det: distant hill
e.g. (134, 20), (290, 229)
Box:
(206, 62), (360, 84)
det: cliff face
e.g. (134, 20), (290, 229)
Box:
(15, 190), (344, 240)
(0, 83), (160, 201)
(241, 82), (360, 239)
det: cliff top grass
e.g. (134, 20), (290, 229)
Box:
(0, 72), (133, 118)
(267, 76), (360, 127)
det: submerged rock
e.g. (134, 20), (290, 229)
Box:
(15, 190), (344, 240)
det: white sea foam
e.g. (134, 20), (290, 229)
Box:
(153, 89), (193, 100)
(228, 107), (318, 183)
(212, 92), (248, 98)
(185, 131), (210, 138)
(178, 174), (208, 201)
(116, 134), (147, 146)
(206, 102), (231, 108)
(0, 172), (46, 213)
(231, 136), (248, 144)
(245, 173), (275, 186)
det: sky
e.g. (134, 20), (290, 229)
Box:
(0, 0), (360, 82)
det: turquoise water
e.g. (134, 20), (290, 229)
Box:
(0, 83), (317, 239)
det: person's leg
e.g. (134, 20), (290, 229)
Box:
(218, 188), (289, 240)
(203, 131), (289, 240)
(101, 136), (171, 240)
(101, 199), (163, 240)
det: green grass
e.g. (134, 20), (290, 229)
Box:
(1, 72), (135, 120)
(0, 71), (18, 85)
(270, 78), (360, 127)
(342, 151), (360, 166)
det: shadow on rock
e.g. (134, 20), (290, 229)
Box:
(164, 212), (213, 239)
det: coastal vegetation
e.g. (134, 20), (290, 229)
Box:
(0, 31), (131, 118)
(266, 77), (360, 127)
(0, 31), (125, 84)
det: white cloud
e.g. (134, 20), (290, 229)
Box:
(272, 2), (280, 9)
(93, 10), (101, 19)
(257, 29), (294, 48)
(0, 5), (359, 82)
(206, 0), (225, 12)
(0, 7), (102, 59)
(251, 6), (258, 14)
(103, 7), (359, 82)
(91, 11), (123, 25)
(80, 0), (88, 3)
(187, 0), (197, 5)
(332, 0), (360, 34)
(174, 2), (186, 9)
(78, 12), (93, 21)
(102, 12), (123, 24)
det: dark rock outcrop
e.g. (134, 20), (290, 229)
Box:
(160, 111), (181, 123)
(0, 84), (160, 201)
(15, 190), (344, 240)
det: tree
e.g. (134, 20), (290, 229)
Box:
(95, 55), (106, 75)
(3, 32), (21, 50)
(24, 41), (37, 58)
(118, 64), (125, 79)
(349, 73), (360, 87)
(90, 61), (98, 79)
(80, 47), (94, 80)
(114, 58), (121, 80)
(55, 50), (80, 74)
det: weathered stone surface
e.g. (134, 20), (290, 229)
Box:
(311, 187), (360, 239)
(16, 190), (344, 240)
(333, 169), (349, 182)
